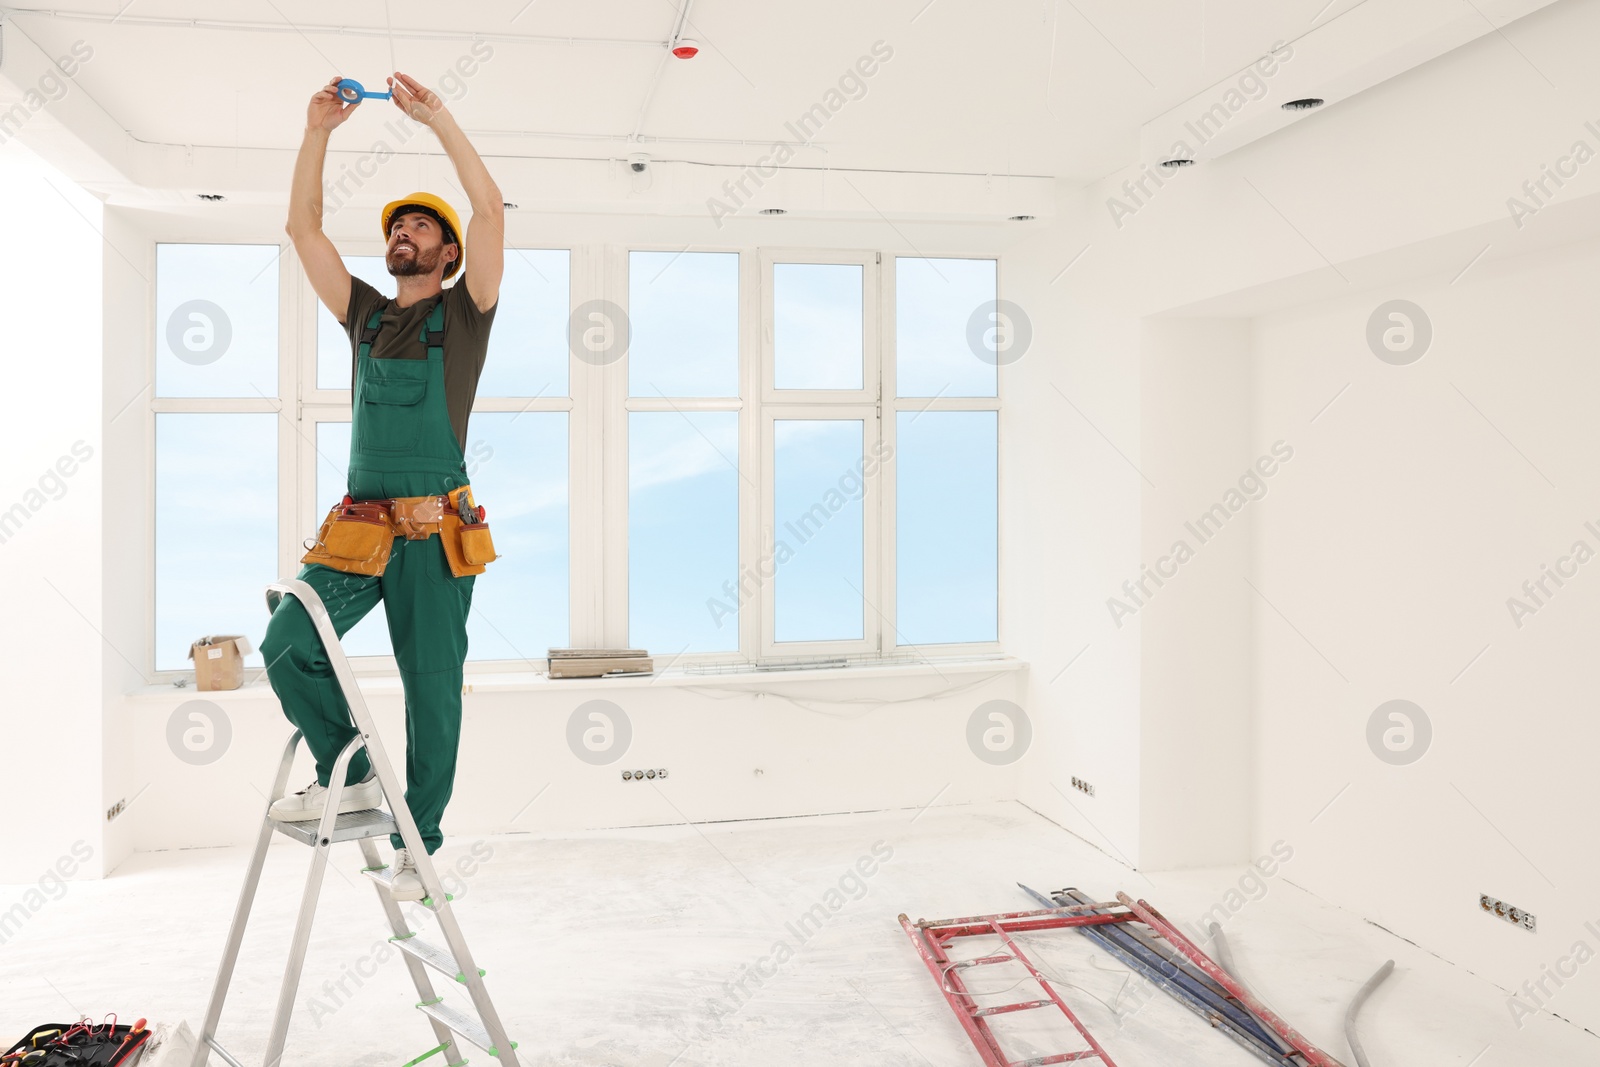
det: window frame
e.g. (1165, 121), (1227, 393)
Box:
(147, 239), (295, 675)
(759, 407), (882, 659)
(760, 248), (878, 404)
(884, 254), (1004, 653)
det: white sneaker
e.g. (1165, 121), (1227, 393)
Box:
(269, 774), (384, 822)
(390, 848), (426, 902)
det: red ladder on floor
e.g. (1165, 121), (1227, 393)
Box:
(900, 905), (1123, 1066)
(902, 896), (1348, 1067)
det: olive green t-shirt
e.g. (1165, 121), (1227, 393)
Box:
(344, 275), (498, 452)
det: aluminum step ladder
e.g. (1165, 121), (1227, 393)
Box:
(191, 578), (521, 1067)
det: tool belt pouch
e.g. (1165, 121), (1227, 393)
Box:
(301, 502), (393, 577)
(439, 514), (490, 578)
(460, 522), (497, 565)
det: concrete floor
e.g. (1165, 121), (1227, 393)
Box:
(2, 801), (1593, 1066)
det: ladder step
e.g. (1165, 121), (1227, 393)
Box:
(1016, 1052), (1101, 1065)
(393, 934), (486, 984)
(273, 808), (397, 846)
(418, 999), (516, 1057)
(972, 998), (1053, 1017)
(362, 866), (455, 908)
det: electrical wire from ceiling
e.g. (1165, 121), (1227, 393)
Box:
(627, 0), (695, 150)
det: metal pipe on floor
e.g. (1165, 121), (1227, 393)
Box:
(1344, 960), (1395, 1067)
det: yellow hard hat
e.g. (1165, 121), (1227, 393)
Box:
(380, 192), (465, 280)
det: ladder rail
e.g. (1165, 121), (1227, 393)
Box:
(265, 580), (439, 889)
(261, 731), (366, 1067)
(265, 578), (522, 1067)
(265, 580), (418, 848)
(898, 915), (1014, 1067)
(428, 895), (519, 1058)
(190, 730), (302, 1067)
(357, 839), (465, 1067)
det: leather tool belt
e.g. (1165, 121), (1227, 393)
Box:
(301, 485), (497, 578)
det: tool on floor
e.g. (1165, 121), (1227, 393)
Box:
(903, 892), (1349, 1067)
(336, 78), (391, 102)
(189, 578), (520, 1067)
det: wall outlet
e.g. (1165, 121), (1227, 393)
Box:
(1071, 776), (1095, 797)
(106, 798), (125, 822)
(621, 768), (668, 782)
(1481, 893), (1537, 932)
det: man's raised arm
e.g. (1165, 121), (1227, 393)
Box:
(287, 76), (356, 324)
(389, 72), (505, 313)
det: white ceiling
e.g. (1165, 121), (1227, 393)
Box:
(0, 0), (1370, 188)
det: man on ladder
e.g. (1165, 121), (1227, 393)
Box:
(261, 71), (504, 902)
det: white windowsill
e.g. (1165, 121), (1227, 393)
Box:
(126, 655), (1027, 702)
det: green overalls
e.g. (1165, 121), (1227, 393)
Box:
(261, 297), (474, 855)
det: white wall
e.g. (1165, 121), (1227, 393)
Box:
(1255, 236), (1600, 1033)
(1138, 319), (1255, 869)
(1016, 0), (1600, 1035)
(0, 143), (104, 883)
(1006, 188), (1146, 869)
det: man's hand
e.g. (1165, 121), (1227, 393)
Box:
(387, 68), (503, 312)
(291, 77), (355, 323)
(388, 72), (447, 127)
(307, 75), (358, 132)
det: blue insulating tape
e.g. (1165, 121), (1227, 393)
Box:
(338, 78), (392, 102)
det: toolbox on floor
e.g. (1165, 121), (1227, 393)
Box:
(4, 1019), (150, 1066)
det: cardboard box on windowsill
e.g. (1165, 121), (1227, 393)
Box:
(188, 635), (255, 691)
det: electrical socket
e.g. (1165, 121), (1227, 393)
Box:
(621, 768), (668, 782)
(106, 798), (125, 822)
(1070, 776), (1095, 797)
(1481, 893), (1537, 932)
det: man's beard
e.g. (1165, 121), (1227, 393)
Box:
(386, 242), (442, 277)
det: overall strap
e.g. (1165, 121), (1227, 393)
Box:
(357, 296), (446, 360)
(422, 297), (445, 362)
(357, 307), (385, 359)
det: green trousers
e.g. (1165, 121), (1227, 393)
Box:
(261, 536), (474, 855)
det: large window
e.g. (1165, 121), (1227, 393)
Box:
(154, 413), (277, 671)
(627, 250), (741, 654)
(771, 419), (867, 643)
(151, 243), (281, 671)
(892, 257), (1000, 644)
(147, 242), (1002, 677)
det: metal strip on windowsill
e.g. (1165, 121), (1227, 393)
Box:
(684, 652), (1011, 675)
